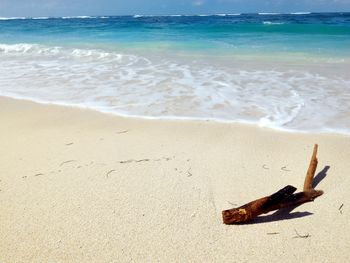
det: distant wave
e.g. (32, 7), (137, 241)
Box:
(263, 21), (285, 25)
(133, 14), (194, 18)
(31, 17), (50, 20)
(214, 13), (241, 16)
(0, 13), (316, 21)
(195, 13), (242, 17)
(290, 12), (311, 15)
(0, 16), (111, 21)
(60, 16), (109, 19)
(133, 13), (241, 18)
(258, 13), (280, 15)
(0, 17), (26, 20)
(61, 16), (97, 19)
(196, 13), (242, 16)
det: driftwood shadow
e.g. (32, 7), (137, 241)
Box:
(313, 165), (330, 189)
(241, 165), (330, 225)
(245, 208), (312, 224)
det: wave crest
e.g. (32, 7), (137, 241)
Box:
(290, 12), (311, 15)
(1, 43), (349, 134)
(0, 16), (26, 20)
(263, 21), (285, 25)
(258, 13), (280, 15)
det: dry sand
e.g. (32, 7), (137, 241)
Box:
(0, 96), (349, 262)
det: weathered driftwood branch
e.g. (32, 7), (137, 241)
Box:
(304, 144), (318, 191)
(222, 144), (323, 224)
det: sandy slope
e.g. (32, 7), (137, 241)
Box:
(0, 97), (349, 262)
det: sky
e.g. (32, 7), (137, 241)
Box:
(0, 0), (350, 17)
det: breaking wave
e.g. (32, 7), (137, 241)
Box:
(0, 43), (350, 134)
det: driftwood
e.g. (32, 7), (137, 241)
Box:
(222, 144), (323, 224)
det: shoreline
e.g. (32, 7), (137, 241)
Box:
(2, 40), (350, 137)
(1, 96), (350, 262)
(1, 95), (350, 137)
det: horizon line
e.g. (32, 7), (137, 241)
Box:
(1, 11), (350, 19)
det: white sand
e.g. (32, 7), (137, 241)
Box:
(1, 97), (349, 262)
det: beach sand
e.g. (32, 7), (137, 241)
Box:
(0, 96), (349, 262)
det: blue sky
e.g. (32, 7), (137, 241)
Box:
(1, 0), (350, 16)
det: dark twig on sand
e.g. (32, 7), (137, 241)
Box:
(119, 157), (172, 164)
(262, 164), (269, 170)
(228, 201), (238, 206)
(293, 229), (310, 239)
(116, 130), (129, 134)
(281, 166), (291, 172)
(222, 144), (323, 224)
(106, 169), (116, 178)
(135, 159), (150, 163)
(339, 203), (344, 214)
(59, 160), (77, 167)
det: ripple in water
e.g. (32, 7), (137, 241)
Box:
(0, 43), (350, 134)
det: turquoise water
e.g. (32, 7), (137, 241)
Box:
(1, 13), (350, 133)
(1, 13), (350, 56)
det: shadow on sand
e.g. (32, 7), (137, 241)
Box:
(243, 165), (330, 225)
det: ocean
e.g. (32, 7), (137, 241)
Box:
(0, 13), (350, 134)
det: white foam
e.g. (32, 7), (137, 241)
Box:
(132, 14), (240, 18)
(0, 16), (106, 20)
(258, 13), (280, 15)
(133, 14), (159, 18)
(0, 43), (62, 55)
(31, 17), (50, 20)
(0, 43), (349, 134)
(61, 16), (96, 19)
(0, 43), (37, 53)
(263, 21), (285, 25)
(291, 12), (311, 15)
(0, 16), (26, 20)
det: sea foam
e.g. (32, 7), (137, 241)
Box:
(0, 17), (26, 20)
(258, 13), (280, 15)
(263, 21), (285, 25)
(0, 43), (349, 134)
(290, 12), (311, 15)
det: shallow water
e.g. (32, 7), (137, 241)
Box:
(0, 13), (350, 134)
